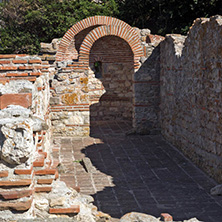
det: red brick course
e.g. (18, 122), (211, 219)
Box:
(0, 179), (32, 187)
(29, 59), (42, 64)
(0, 171), (8, 178)
(37, 179), (54, 184)
(0, 189), (33, 200)
(12, 60), (28, 64)
(14, 167), (33, 175)
(35, 186), (52, 193)
(0, 197), (33, 211)
(0, 93), (32, 109)
(49, 206), (80, 214)
(35, 169), (56, 175)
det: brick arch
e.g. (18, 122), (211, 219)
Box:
(79, 25), (143, 68)
(56, 16), (142, 62)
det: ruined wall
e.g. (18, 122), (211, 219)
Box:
(0, 14), (222, 217)
(52, 16), (163, 135)
(50, 60), (90, 137)
(51, 16), (145, 136)
(0, 55), (59, 215)
(160, 15), (222, 182)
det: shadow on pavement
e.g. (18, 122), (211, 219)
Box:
(80, 121), (222, 221)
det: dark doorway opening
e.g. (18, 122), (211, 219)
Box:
(88, 36), (134, 136)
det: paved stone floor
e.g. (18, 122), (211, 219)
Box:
(56, 121), (222, 221)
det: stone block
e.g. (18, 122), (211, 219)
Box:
(0, 117), (34, 165)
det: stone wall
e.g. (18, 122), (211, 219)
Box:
(50, 60), (90, 136)
(134, 30), (164, 134)
(160, 15), (222, 183)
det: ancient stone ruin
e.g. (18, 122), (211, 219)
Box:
(0, 15), (221, 221)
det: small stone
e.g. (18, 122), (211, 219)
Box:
(94, 211), (111, 220)
(183, 218), (201, 222)
(82, 157), (97, 173)
(32, 115), (49, 132)
(75, 213), (96, 222)
(50, 197), (66, 207)
(210, 184), (222, 195)
(50, 97), (60, 105)
(120, 212), (160, 222)
(141, 29), (151, 36)
(35, 198), (49, 211)
(50, 181), (73, 196)
(35, 208), (50, 219)
(57, 163), (67, 174)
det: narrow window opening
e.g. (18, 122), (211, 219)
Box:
(94, 61), (102, 78)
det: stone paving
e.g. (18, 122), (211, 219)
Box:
(55, 121), (222, 221)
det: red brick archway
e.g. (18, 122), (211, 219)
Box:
(56, 16), (143, 64)
(79, 25), (143, 69)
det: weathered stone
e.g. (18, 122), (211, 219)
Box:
(35, 198), (49, 211)
(93, 211), (111, 221)
(50, 181), (73, 197)
(120, 212), (160, 222)
(141, 28), (151, 36)
(40, 39), (60, 53)
(49, 197), (66, 207)
(74, 194), (94, 205)
(74, 214), (95, 222)
(0, 117), (34, 165)
(0, 80), (34, 95)
(82, 157), (97, 173)
(210, 184), (222, 195)
(0, 105), (32, 118)
(183, 218), (201, 222)
(49, 97), (60, 105)
(32, 115), (49, 132)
